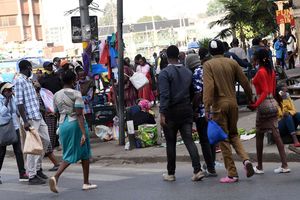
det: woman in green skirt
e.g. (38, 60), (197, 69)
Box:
(49, 69), (97, 193)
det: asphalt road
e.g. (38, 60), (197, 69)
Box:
(0, 158), (299, 200)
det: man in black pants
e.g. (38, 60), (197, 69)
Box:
(158, 45), (205, 182)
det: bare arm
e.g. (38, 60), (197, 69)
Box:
(75, 108), (87, 146)
(18, 104), (30, 130)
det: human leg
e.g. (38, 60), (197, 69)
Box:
(81, 159), (97, 190)
(271, 122), (288, 169)
(163, 120), (178, 175)
(180, 123), (202, 174)
(0, 146), (7, 171)
(196, 117), (216, 173)
(12, 129), (26, 175)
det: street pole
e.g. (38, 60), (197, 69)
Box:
(117, 0), (125, 145)
(79, 0), (91, 67)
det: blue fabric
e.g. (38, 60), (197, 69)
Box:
(59, 117), (91, 163)
(91, 64), (107, 75)
(207, 120), (228, 145)
(278, 113), (300, 136)
(274, 40), (286, 59)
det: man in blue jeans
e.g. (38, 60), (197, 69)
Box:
(158, 45), (205, 182)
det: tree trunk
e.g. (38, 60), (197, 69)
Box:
(239, 23), (246, 52)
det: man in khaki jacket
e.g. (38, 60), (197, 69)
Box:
(203, 39), (255, 183)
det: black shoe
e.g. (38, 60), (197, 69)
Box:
(29, 176), (46, 185)
(48, 165), (59, 172)
(37, 170), (48, 180)
(19, 173), (29, 182)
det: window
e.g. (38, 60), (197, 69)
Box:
(0, 16), (17, 27)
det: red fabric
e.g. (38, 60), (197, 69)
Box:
(252, 67), (276, 108)
(100, 43), (109, 65)
(138, 72), (155, 101)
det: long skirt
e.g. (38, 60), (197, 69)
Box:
(44, 115), (57, 154)
(59, 117), (91, 164)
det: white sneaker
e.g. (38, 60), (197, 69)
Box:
(253, 166), (264, 174)
(191, 171), (205, 181)
(274, 167), (291, 174)
(82, 184), (98, 190)
(162, 174), (176, 182)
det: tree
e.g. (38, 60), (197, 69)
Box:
(137, 16), (166, 23)
(209, 0), (277, 48)
(99, 1), (117, 26)
(206, 0), (225, 16)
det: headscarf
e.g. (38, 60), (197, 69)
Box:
(138, 99), (151, 112)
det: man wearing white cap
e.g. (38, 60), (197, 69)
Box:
(203, 39), (255, 183)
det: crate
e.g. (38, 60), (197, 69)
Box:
(92, 105), (116, 125)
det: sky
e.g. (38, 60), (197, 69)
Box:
(42, 0), (211, 26)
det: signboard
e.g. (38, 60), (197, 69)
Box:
(71, 16), (98, 43)
(276, 9), (295, 26)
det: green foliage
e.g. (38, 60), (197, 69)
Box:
(137, 16), (167, 23)
(209, 0), (277, 45)
(198, 38), (212, 49)
(206, 0), (225, 16)
(99, 1), (117, 26)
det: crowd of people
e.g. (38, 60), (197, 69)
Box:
(0, 32), (300, 194)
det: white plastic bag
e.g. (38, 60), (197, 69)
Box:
(95, 125), (113, 141)
(129, 72), (149, 90)
(40, 88), (54, 113)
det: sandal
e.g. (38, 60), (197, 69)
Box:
(219, 176), (238, 183)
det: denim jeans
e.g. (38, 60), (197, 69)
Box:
(195, 117), (216, 172)
(0, 129), (26, 175)
(278, 112), (300, 136)
(163, 119), (201, 175)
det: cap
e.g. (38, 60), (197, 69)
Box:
(60, 60), (69, 67)
(0, 82), (13, 94)
(43, 61), (53, 68)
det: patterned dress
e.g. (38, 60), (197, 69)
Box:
(192, 66), (205, 118)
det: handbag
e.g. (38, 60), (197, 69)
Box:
(40, 88), (54, 113)
(127, 72), (149, 90)
(23, 128), (43, 155)
(207, 120), (228, 145)
(257, 97), (278, 119)
(0, 119), (18, 146)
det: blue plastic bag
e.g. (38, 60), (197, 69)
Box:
(207, 120), (228, 145)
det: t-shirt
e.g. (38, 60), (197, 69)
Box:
(287, 36), (295, 52)
(229, 47), (247, 60)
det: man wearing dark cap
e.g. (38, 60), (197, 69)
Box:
(39, 62), (62, 95)
(203, 39), (254, 183)
(158, 45), (205, 182)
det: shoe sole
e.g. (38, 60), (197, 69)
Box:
(192, 173), (205, 181)
(19, 179), (29, 182)
(28, 181), (46, 185)
(82, 186), (98, 190)
(245, 163), (255, 178)
(49, 177), (58, 193)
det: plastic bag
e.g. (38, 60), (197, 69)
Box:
(129, 72), (149, 90)
(137, 124), (157, 147)
(40, 88), (54, 113)
(95, 125), (113, 141)
(23, 128), (43, 155)
(207, 120), (228, 145)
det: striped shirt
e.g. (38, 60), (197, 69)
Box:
(14, 74), (41, 120)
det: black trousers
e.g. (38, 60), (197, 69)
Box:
(288, 51), (295, 69)
(163, 119), (201, 175)
(195, 117), (216, 172)
(0, 129), (26, 175)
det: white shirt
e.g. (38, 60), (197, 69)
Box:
(229, 47), (247, 60)
(287, 36), (295, 52)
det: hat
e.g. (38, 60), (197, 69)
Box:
(0, 82), (13, 94)
(43, 61), (53, 68)
(60, 60), (69, 67)
(208, 39), (225, 56)
(138, 99), (151, 111)
(185, 54), (201, 69)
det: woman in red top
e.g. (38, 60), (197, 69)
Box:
(249, 48), (289, 174)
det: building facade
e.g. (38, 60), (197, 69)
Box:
(0, 0), (42, 43)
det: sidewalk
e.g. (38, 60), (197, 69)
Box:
(6, 98), (300, 164)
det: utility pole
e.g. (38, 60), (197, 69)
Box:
(79, 0), (91, 62)
(117, 0), (125, 145)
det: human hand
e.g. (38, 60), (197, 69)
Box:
(160, 114), (167, 128)
(247, 104), (256, 111)
(23, 121), (31, 131)
(80, 134), (86, 146)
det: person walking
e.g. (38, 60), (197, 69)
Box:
(274, 36), (287, 69)
(49, 70), (97, 193)
(249, 48), (290, 174)
(39, 61), (62, 171)
(0, 82), (28, 184)
(15, 60), (50, 185)
(185, 51), (217, 177)
(285, 30), (296, 69)
(203, 39), (255, 183)
(158, 45), (205, 182)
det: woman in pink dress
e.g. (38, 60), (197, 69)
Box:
(136, 57), (155, 102)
